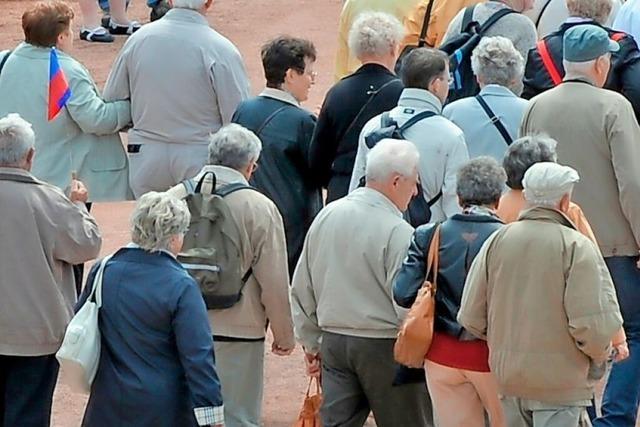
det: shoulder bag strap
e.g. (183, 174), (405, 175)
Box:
(216, 181), (256, 197)
(91, 255), (112, 308)
(255, 105), (290, 137)
(0, 50), (14, 77)
(423, 225), (441, 292)
(461, 5), (477, 32)
(418, 0), (437, 47)
(535, 0), (554, 28)
(342, 79), (400, 142)
(478, 8), (516, 35)
(475, 95), (513, 145)
(427, 189), (443, 207)
(537, 39), (563, 86)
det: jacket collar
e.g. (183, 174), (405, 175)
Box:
(259, 88), (300, 107)
(559, 18), (599, 32)
(451, 212), (504, 224)
(164, 7), (209, 26)
(349, 62), (396, 78)
(0, 166), (35, 178)
(16, 43), (72, 60)
(348, 187), (403, 218)
(479, 84), (517, 98)
(398, 88), (443, 113)
(518, 206), (577, 230)
(200, 165), (249, 186)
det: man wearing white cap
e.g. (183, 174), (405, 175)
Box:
(521, 24), (640, 427)
(458, 162), (625, 427)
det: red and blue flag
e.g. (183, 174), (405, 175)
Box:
(48, 48), (71, 121)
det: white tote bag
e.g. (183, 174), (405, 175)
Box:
(56, 255), (111, 394)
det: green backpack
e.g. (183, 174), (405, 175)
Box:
(177, 171), (255, 309)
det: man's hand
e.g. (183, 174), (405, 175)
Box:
(613, 341), (630, 362)
(70, 178), (89, 203)
(272, 342), (294, 356)
(304, 352), (321, 378)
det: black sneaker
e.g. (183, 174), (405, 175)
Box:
(150, 0), (172, 21)
(80, 27), (114, 43)
(108, 20), (141, 35)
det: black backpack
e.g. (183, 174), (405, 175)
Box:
(440, 6), (516, 103)
(361, 110), (443, 228)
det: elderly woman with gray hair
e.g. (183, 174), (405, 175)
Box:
(309, 11), (406, 202)
(78, 192), (224, 427)
(394, 157), (507, 427)
(443, 37), (528, 162)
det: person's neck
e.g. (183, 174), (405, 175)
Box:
(360, 58), (393, 72)
(564, 72), (597, 85)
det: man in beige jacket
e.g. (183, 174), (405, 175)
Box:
(0, 114), (102, 426)
(167, 124), (294, 427)
(291, 139), (433, 427)
(520, 25), (640, 426)
(459, 162), (625, 427)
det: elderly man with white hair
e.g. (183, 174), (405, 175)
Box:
(443, 37), (527, 161)
(309, 11), (405, 203)
(167, 124), (294, 427)
(459, 162), (625, 427)
(521, 24), (640, 426)
(104, 0), (251, 198)
(292, 138), (434, 427)
(0, 113), (101, 426)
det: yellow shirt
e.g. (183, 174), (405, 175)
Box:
(400, 0), (483, 50)
(334, 0), (421, 81)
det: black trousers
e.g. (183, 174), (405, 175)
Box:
(0, 354), (59, 427)
(320, 333), (434, 427)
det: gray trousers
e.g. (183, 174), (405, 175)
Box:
(213, 340), (265, 427)
(320, 332), (434, 427)
(502, 397), (592, 427)
(128, 142), (208, 198)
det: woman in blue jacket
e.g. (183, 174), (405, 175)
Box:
(77, 192), (224, 427)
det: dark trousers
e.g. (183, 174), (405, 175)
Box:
(0, 354), (59, 427)
(320, 332), (434, 427)
(594, 256), (640, 427)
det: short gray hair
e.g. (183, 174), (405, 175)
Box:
(563, 59), (598, 80)
(471, 37), (524, 93)
(0, 113), (35, 166)
(131, 192), (191, 252)
(348, 12), (404, 60)
(503, 135), (558, 190)
(365, 139), (420, 182)
(171, 0), (206, 10)
(566, 0), (612, 23)
(208, 124), (262, 171)
(456, 157), (506, 207)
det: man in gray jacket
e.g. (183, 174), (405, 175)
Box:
(0, 114), (102, 426)
(104, 0), (251, 198)
(292, 138), (433, 427)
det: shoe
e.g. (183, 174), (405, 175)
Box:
(108, 19), (141, 35)
(80, 27), (114, 43)
(150, 0), (172, 21)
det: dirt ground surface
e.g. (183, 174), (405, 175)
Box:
(0, 0), (342, 425)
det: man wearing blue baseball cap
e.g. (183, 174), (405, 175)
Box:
(521, 24), (640, 427)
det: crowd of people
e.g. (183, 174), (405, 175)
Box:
(0, 0), (640, 426)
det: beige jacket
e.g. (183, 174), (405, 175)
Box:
(167, 165), (294, 349)
(290, 187), (414, 354)
(459, 207), (622, 403)
(0, 168), (102, 356)
(520, 81), (640, 257)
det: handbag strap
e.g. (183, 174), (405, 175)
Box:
(475, 95), (513, 145)
(342, 79), (399, 143)
(88, 255), (112, 308)
(423, 225), (441, 293)
(305, 376), (321, 396)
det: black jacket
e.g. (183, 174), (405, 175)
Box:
(393, 212), (503, 338)
(523, 20), (640, 119)
(308, 64), (403, 202)
(232, 96), (322, 276)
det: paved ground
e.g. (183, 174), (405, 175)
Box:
(1, 0), (341, 425)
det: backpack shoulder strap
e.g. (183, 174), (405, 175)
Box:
(216, 182), (256, 198)
(418, 0), (437, 46)
(475, 95), (513, 145)
(537, 39), (563, 86)
(181, 178), (197, 196)
(478, 8), (516, 34)
(0, 50), (14, 77)
(398, 110), (437, 134)
(461, 5), (477, 32)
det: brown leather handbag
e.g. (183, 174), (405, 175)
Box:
(394, 226), (441, 368)
(293, 377), (322, 427)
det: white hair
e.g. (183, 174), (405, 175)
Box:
(208, 124), (262, 171)
(171, 0), (206, 10)
(365, 139), (420, 182)
(348, 12), (404, 60)
(0, 113), (35, 166)
(471, 37), (525, 93)
(563, 59), (598, 80)
(131, 192), (191, 252)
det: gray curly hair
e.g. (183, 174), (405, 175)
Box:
(131, 192), (191, 252)
(456, 157), (506, 207)
(503, 135), (558, 190)
(348, 12), (404, 60)
(471, 36), (525, 94)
